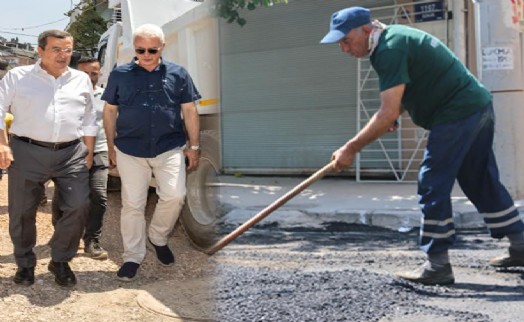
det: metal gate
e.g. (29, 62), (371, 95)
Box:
(356, 0), (449, 182)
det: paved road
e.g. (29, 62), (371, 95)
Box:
(211, 225), (524, 322)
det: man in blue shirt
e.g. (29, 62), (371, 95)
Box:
(103, 24), (201, 281)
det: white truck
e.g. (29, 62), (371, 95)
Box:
(96, 0), (220, 250)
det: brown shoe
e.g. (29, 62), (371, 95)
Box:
(395, 262), (455, 285)
(489, 248), (524, 268)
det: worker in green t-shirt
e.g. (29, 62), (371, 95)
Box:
(321, 7), (524, 286)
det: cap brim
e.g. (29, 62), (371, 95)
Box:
(320, 30), (346, 44)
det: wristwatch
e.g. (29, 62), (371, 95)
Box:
(189, 145), (200, 151)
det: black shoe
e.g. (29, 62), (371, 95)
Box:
(48, 261), (76, 287)
(148, 238), (175, 266)
(116, 262), (140, 282)
(14, 267), (35, 286)
(395, 262), (455, 285)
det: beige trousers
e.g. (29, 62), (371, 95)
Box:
(116, 147), (186, 264)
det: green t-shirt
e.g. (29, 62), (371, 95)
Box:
(370, 25), (491, 129)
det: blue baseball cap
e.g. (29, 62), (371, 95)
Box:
(320, 7), (371, 44)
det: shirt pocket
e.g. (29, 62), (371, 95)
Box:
(117, 88), (141, 106)
(162, 76), (182, 105)
(12, 93), (32, 110)
(14, 80), (42, 110)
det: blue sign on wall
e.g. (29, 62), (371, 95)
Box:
(414, 1), (445, 23)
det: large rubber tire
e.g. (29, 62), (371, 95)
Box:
(180, 132), (221, 251)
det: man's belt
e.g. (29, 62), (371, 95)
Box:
(12, 135), (80, 150)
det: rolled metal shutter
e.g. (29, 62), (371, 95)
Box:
(219, 0), (396, 174)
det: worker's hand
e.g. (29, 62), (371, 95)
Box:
(331, 144), (356, 172)
(108, 146), (117, 169)
(184, 149), (200, 172)
(0, 143), (13, 169)
(387, 119), (399, 132)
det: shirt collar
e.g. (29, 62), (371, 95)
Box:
(131, 57), (165, 72)
(33, 59), (72, 78)
(368, 20), (387, 57)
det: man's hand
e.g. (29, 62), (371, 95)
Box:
(103, 103), (118, 170)
(0, 143), (13, 169)
(108, 146), (117, 169)
(184, 149), (200, 172)
(181, 102), (200, 172)
(331, 144), (357, 172)
(85, 153), (94, 169)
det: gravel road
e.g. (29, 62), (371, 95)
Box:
(0, 177), (215, 322)
(2, 175), (524, 322)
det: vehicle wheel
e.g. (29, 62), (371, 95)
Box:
(180, 132), (221, 251)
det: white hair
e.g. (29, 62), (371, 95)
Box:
(133, 24), (165, 43)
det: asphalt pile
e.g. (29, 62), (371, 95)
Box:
(213, 265), (491, 322)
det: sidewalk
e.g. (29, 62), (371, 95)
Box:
(217, 175), (524, 232)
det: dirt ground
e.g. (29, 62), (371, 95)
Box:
(0, 175), (216, 322)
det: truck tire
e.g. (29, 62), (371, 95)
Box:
(180, 132), (221, 251)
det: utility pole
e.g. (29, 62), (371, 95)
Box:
(476, 0), (524, 198)
(452, 0), (467, 64)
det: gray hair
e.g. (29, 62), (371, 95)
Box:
(133, 24), (165, 43)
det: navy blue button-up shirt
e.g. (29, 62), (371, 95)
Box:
(102, 58), (201, 158)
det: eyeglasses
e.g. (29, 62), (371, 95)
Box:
(49, 47), (73, 54)
(135, 48), (160, 55)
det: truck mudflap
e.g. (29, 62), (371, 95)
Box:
(180, 131), (222, 251)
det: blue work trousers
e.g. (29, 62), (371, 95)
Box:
(418, 102), (524, 254)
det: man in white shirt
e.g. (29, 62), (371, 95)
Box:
(0, 113), (13, 181)
(0, 30), (97, 287)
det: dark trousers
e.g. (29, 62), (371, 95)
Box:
(418, 103), (524, 254)
(8, 137), (90, 268)
(52, 151), (108, 243)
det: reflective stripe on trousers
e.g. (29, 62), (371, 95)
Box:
(418, 103), (524, 254)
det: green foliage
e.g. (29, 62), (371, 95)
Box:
(66, 0), (107, 54)
(215, 0), (288, 26)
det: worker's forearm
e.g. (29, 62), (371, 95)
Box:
(346, 108), (399, 153)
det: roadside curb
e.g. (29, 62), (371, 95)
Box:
(218, 176), (524, 233)
(222, 207), (524, 233)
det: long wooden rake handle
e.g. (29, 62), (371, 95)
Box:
(206, 161), (335, 255)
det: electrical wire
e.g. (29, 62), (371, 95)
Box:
(1, 17), (69, 31)
(0, 0), (104, 45)
(0, 31), (38, 38)
(0, 0), (106, 35)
